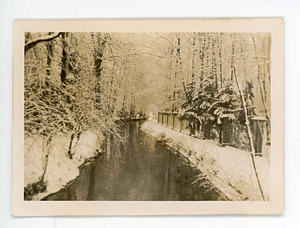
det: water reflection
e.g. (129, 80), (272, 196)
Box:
(43, 121), (221, 201)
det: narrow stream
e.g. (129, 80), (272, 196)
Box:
(43, 121), (221, 201)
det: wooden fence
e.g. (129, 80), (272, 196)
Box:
(157, 111), (270, 160)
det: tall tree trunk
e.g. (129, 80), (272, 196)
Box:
(262, 34), (271, 141)
(60, 32), (73, 108)
(43, 32), (54, 99)
(168, 46), (174, 102)
(41, 135), (52, 182)
(267, 33), (271, 83)
(60, 32), (68, 86)
(230, 34), (235, 82)
(93, 33), (107, 110)
(239, 39), (255, 115)
(191, 32), (196, 80)
(251, 35), (270, 124)
(199, 33), (205, 82)
(233, 66), (265, 201)
(46, 32), (54, 77)
(94, 33), (105, 81)
(218, 33), (223, 88)
(206, 33), (211, 79)
(212, 34), (218, 91)
(173, 33), (182, 110)
(109, 62), (116, 113)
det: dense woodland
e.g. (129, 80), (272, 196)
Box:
(24, 32), (271, 196)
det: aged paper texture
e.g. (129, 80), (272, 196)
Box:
(12, 18), (283, 216)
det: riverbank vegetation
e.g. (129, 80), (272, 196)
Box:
(141, 121), (269, 201)
(24, 32), (158, 199)
(24, 32), (271, 200)
(158, 33), (271, 153)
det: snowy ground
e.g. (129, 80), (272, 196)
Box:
(24, 130), (103, 200)
(141, 120), (270, 201)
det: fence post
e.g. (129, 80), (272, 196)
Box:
(179, 119), (182, 132)
(166, 113), (169, 127)
(219, 123), (223, 145)
(172, 113), (175, 129)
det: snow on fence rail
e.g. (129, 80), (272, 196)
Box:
(157, 111), (270, 161)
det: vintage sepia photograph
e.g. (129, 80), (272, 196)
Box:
(12, 19), (283, 215)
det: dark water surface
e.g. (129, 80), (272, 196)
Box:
(43, 121), (221, 201)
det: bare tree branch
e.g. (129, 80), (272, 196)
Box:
(25, 32), (62, 52)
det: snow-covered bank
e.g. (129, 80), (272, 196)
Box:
(24, 131), (104, 200)
(141, 120), (270, 201)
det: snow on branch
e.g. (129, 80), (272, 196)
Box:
(25, 32), (62, 52)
